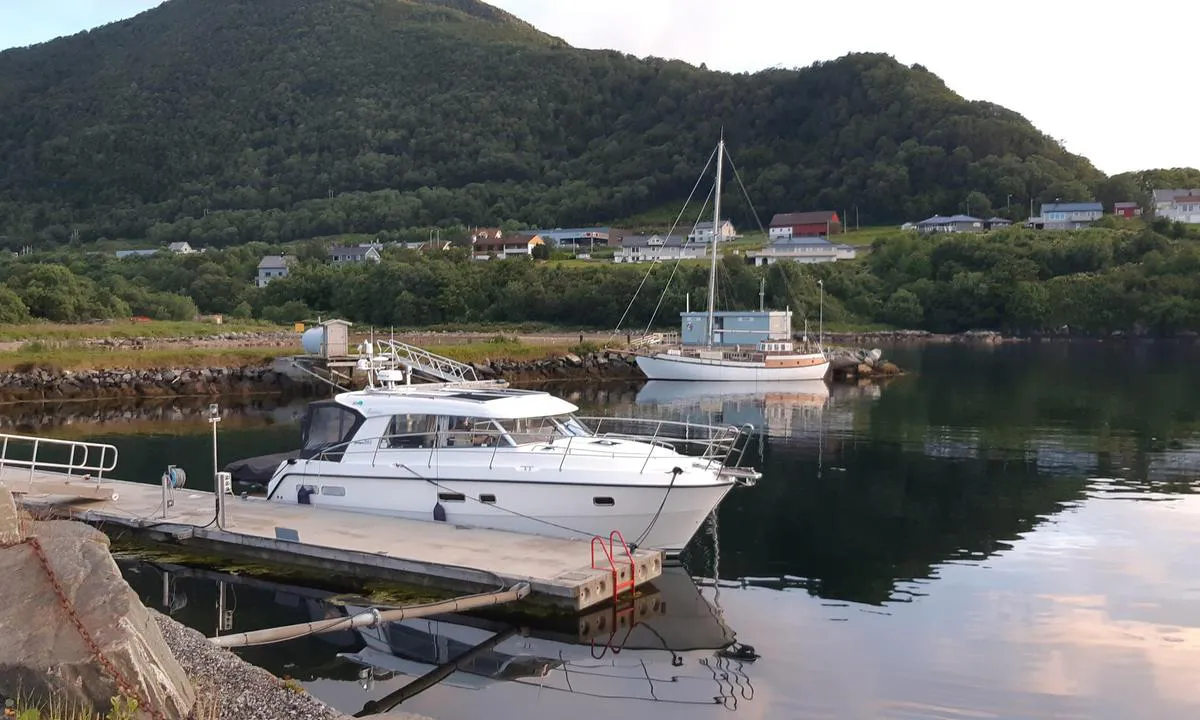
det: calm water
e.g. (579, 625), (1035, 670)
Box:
(15, 341), (1200, 719)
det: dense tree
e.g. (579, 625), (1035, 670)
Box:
(0, 0), (1104, 249)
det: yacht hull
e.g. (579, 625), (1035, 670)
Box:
(268, 469), (733, 553)
(636, 352), (829, 381)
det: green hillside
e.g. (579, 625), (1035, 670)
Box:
(0, 0), (1104, 248)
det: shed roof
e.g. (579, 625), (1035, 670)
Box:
(769, 211), (838, 226)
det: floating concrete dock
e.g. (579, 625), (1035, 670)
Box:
(2, 468), (662, 612)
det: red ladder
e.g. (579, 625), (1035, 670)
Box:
(591, 530), (636, 605)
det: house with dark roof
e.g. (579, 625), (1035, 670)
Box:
(614, 234), (705, 264)
(746, 236), (857, 266)
(328, 245), (382, 263)
(1027, 202), (1104, 230)
(768, 211), (840, 239)
(470, 229), (545, 259)
(915, 215), (984, 234)
(257, 255), (296, 288)
(1152, 189), (1200, 224)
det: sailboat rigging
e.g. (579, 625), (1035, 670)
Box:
(630, 136), (831, 382)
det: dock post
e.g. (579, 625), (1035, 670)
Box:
(208, 404), (224, 527)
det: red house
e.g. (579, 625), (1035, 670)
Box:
(769, 210), (840, 239)
(1113, 201), (1142, 218)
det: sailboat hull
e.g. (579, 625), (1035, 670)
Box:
(636, 352), (830, 381)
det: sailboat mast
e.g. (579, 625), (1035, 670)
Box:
(706, 135), (724, 348)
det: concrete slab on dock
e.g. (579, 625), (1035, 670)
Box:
(1, 469), (662, 612)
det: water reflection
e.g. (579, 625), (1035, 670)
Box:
(118, 524), (758, 715)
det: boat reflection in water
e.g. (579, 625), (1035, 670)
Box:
(118, 520), (757, 715)
(341, 557), (757, 713)
(634, 379), (831, 439)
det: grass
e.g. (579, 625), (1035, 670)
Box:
(3, 694), (141, 720)
(0, 320), (284, 343)
(832, 224), (907, 246)
(426, 338), (576, 364)
(0, 346), (290, 373)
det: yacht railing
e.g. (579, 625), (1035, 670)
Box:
(306, 417), (755, 476)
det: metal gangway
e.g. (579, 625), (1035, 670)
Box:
(366, 338), (480, 384)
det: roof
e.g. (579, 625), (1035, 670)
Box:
(769, 211), (837, 226)
(334, 386), (579, 420)
(692, 220), (732, 230)
(328, 245), (377, 258)
(621, 234), (690, 248)
(769, 235), (834, 247)
(916, 214), (981, 225)
(985, 217), (1013, 223)
(1113, 202), (1140, 209)
(1153, 189), (1200, 204)
(114, 249), (159, 258)
(257, 255), (296, 270)
(529, 227), (612, 240)
(1041, 202), (1102, 213)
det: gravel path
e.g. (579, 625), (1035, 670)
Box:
(152, 610), (352, 720)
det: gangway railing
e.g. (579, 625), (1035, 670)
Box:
(366, 339), (479, 383)
(0, 432), (120, 495)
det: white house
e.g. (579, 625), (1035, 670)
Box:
(915, 214), (984, 234)
(1152, 189), (1200, 224)
(329, 245), (382, 263)
(256, 255), (296, 288)
(688, 220), (736, 244)
(614, 234), (706, 264)
(167, 241), (196, 254)
(746, 236), (857, 266)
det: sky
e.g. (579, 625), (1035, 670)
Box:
(1, 0), (1196, 176)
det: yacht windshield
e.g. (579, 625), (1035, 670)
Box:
(489, 414), (591, 445)
(300, 403), (363, 458)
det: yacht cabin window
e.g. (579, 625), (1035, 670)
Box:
(381, 414), (438, 449)
(301, 404), (363, 457)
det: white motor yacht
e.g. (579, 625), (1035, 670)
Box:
(263, 377), (759, 553)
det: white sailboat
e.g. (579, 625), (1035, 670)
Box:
(634, 136), (830, 382)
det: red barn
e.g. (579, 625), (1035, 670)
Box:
(1113, 201), (1142, 218)
(769, 210), (840, 239)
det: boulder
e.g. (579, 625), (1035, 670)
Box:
(0, 485), (22, 546)
(856, 363), (874, 377)
(0, 498), (195, 720)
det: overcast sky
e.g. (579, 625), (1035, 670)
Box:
(1, 0), (1195, 175)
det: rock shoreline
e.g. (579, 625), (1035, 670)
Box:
(0, 347), (904, 402)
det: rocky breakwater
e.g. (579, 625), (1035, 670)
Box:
(823, 329), (1015, 345)
(826, 346), (903, 382)
(0, 366), (305, 402)
(468, 349), (644, 382)
(0, 486), (196, 719)
(77, 331), (298, 351)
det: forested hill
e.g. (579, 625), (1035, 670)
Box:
(0, 0), (1104, 248)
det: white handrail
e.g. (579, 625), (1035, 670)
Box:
(0, 431), (120, 482)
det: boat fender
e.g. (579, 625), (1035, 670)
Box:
(297, 485), (313, 505)
(433, 501), (447, 522)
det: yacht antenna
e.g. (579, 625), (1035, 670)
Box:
(706, 133), (724, 348)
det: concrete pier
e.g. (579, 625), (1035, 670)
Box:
(2, 469), (662, 612)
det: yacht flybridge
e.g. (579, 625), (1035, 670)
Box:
(263, 372), (759, 554)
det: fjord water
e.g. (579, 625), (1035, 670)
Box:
(22, 341), (1200, 719)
